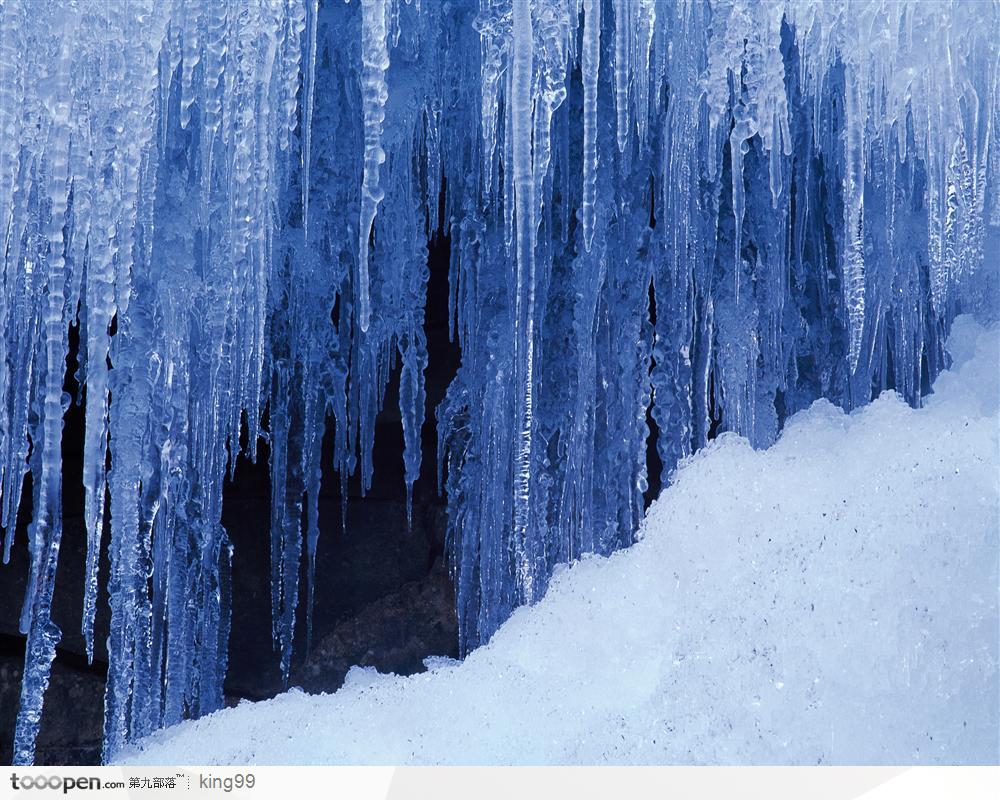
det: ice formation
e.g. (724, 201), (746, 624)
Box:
(0, 0), (996, 764)
(119, 317), (1000, 766)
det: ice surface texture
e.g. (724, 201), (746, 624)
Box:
(0, 0), (997, 763)
(120, 318), (999, 765)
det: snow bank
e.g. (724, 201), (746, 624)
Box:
(122, 318), (999, 766)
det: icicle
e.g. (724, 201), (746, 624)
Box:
(13, 11), (77, 764)
(730, 110), (750, 301)
(633, 0), (655, 149)
(510, 0), (535, 602)
(0, 0), (26, 563)
(581, 0), (599, 252)
(532, 0), (568, 230)
(612, 0), (629, 153)
(302, 0), (318, 238)
(476, 0), (509, 200)
(279, 2), (308, 153)
(179, 1), (201, 129)
(842, 65), (866, 373)
(358, 0), (390, 333)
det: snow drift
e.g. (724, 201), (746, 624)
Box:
(121, 317), (999, 766)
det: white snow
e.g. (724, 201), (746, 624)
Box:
(121, 317), (999, 765)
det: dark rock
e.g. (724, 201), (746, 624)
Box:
(222, 496), (453, 702)
(293, 556), (458, 694)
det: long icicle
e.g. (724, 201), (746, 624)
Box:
(358, 0), (390, 333)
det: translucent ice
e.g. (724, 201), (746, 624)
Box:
(0, 0), (996, 763)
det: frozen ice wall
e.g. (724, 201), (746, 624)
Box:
(0, 0), (996, 764)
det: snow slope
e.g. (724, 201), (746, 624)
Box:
(122, 317), (999, 766)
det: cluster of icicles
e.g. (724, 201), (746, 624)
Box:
(0, 0), (995, 764)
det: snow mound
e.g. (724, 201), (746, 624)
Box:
(122, 318), (999, 765)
